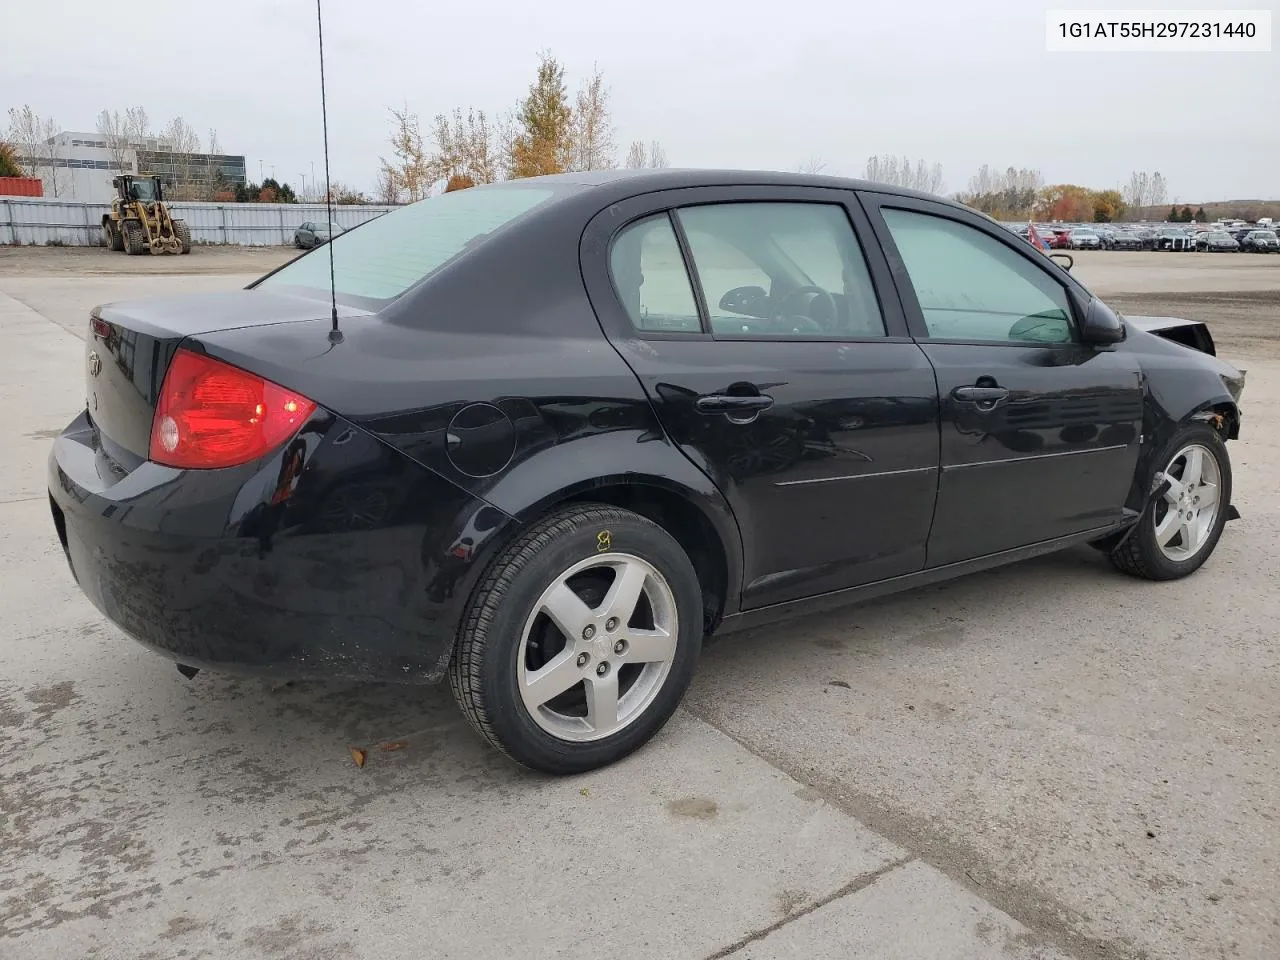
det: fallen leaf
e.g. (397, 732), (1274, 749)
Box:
(350, 747), (367, 768)
(828, 680), (851, 689)
(579, 788), (589, 797)
(380, 741), (407, 752)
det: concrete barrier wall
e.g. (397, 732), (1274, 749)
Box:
(0, 197), (399, 247)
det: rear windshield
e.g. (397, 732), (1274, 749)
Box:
(261, 183), (558, 302)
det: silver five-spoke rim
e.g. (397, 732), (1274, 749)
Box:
(517, 553), (678, 742)
(1154, 443), (1221, 562)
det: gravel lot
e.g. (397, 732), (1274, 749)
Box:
(1, 246), (1278, 960)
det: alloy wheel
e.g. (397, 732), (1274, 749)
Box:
(1154, 443), (1221, 562)
(517, 553), (677, 742)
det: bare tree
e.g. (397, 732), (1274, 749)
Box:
(7, 105), (64, 196)
(203, 128), (223, 200)
(797, 156), (827, 175)
(624, 139), (668, 169)
(97, 109), (129, 173)
(381, 105), (431, 201)
(568, 63), (616, 172)
(1123, 171), (1150, 217)
(625, 140), (646, 169)
(158, 116), (200, 197)
(375, 162), (403, 204)
(1149, 172), (1167, 210)
(865, 154), (943, 193)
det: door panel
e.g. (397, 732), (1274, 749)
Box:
(581, 186), (942, 610)
(860, 193), (1144, 566)
(922, 342), (1142, 564)
(637, 339), (940, 606)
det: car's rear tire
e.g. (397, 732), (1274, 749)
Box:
(1109, 423), (1231, 581)
(449, 503), (703, 775)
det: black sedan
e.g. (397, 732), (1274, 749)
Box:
(1111, 230), (1146, 250)
(1240, 229), (1280, 253)
(50, 170), (1246, 774)
(1198, 231), (1241, 252)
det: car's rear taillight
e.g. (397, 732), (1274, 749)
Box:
(149, 348), (317, 469)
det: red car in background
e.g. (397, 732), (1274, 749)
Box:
(1049, 228), (1073, 249)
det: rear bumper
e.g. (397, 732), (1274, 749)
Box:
(48, 410), (517, 683)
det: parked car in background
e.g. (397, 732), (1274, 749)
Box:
(48, 170), (1247, 774)
(1094, 226), (1118, 249)
(1156, 228), (1194, 251)
(1070, 228), (1102, 250)
(1049, 228), (1073, 249)
(1240, 229), (1280, 253)
(1112, 230), (1146, 250)
(1198, 231), (1240, 253)
(294, 221), (345, 249)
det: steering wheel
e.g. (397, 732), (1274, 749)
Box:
(772, 285), (838, 334)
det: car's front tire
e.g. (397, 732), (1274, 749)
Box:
(1110, 423), (1232, 581)
(449, 503), (703, 775)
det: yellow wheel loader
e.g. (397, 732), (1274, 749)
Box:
(101, 175), (191, 255)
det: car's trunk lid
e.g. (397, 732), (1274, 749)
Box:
(85, 289), (370, 465)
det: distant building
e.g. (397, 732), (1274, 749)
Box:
(19, 131), (246, 202)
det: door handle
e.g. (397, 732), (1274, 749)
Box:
(952, 385), (1009, 404)
(695, 394), (774, 420)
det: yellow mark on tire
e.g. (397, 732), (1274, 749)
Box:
(596, 530), (612, 553)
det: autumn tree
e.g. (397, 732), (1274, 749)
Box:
(1040, 184), (1095, 222)
(0, 141), (21, 177)
(509, 50), (573, 178)
(445, 174), (476, 192)
(381, 105), (431, 201)
(429, 107), (500, 185)
(797, 156), (827, 175)
(1092, 189), (1124, 222)
(1194, 206), (1207, 221)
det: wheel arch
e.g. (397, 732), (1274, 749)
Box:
(1125, 392), (1238, 515)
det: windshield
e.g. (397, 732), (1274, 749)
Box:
(262, 183), (559, 302)
(1252, 231), (1277, 239)
(1074, 230), (1096, 236)
(128, 179), (159, 201)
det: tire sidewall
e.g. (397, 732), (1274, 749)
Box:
(1132, 423), (1232, 578)
(471, 510), (702, 773)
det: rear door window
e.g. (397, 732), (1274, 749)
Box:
(676, 202), (885, 339)
(608, 214), (702, 333)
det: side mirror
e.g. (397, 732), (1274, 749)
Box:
(719, 285), (770, 318)
(1048, 252), (1074, 272)
(1081, 296), (1126, 345)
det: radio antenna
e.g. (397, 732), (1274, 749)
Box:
(316, 0), (342, 345)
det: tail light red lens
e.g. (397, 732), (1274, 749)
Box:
(149, 348), (317, 469)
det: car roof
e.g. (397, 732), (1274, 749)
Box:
(525, 167), (969, 212)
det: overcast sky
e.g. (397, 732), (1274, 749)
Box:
(4, 0), (1277, 200)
